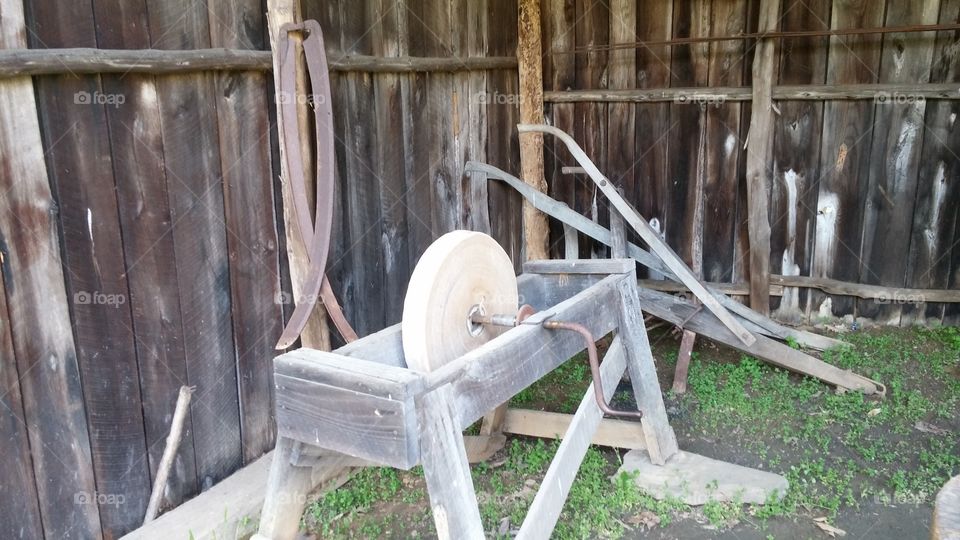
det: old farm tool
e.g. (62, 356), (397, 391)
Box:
(275, 20), (357, 348)
(461, 125), (882, 395)
(255, 231), (786, 539)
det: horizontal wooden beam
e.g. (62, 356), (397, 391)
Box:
(770, 275), (960, 303)
(545, 83), (960, 103)
(501, 409), (646, 449)
(0, 48), (517, 77)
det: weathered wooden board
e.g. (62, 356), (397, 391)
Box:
(501, 409), (646, 449)
(338, 1), (386, 337)
(209, 0), (285, 465)
(667, 0), (711, 275)
(418, 384), (484, 540)
(370, 0), (412, 325)
(905, 0), (960, 326)
(147, 0), (242, 488)
(858, 0), (940, 325)
(542, 0), (577, 259)
(770, 0), (830, 322)
(702, 0), (748, 286)
(633, 0), (673, 278)
(28, 0), (151, 533)
(486, 0), (523, 268)
(273, 352), (422, 470)
(0, 267), (43, 540)
(810, 0), (885, 318)
(90, 0), (200, 513)
(635, 287), (881, 394)
(573, 0), (609, 258)
(0, 2), (100, 536)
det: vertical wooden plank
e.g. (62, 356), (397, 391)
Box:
(905, 0), (960, 326)
(634, 0), (673, 277)
(605, 0), (637, 249)
(573, 0), (608, 258)
(668, 0), (711, 276)
(91, 0), (200, 511)
(0, 275), (43, 540)
(770, 0), (830, 323)
(858, 0), (940, 325)
(28, 0), (151, 533)
(463, 0), (489, 232)
(401, 1), (437, 267)
(0, 1), (101, 536)
(541, 0), (575, 261)
(518, 0), (550, 260)
(418, 385), (484, 540)
(146, 0), (243, 488)
(810, 0), (884, 319)
(370, 0), (412, 325)
(703, 0), (749, 286)
(337, 1), (386, 336)
(486, 0), (523, 268)
(208, 0), (285, 463)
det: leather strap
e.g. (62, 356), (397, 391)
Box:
(275, 20), (358, 349)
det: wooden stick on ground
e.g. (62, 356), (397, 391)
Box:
(144, 386), (193, 523)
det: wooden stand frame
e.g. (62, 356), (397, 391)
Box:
(255, 260), (678, 539)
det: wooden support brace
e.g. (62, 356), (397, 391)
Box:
(418, 385), (484, 540)
(517, 336), (629, 539)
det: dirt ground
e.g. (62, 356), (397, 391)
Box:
(299, 325), (959, 539)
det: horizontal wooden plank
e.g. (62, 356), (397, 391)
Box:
(275, 350), (425, 397)
(770, 275), (960, 303)
(501, 409), (646, 449)
(545, 83), (960, 102)
(274, 374), (418, 469)
(0, 48), (517, 77)
(426, 274), (627, 427)
(522, 258), (635, 275)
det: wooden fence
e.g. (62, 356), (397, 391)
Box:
(0, 0), (958, 539)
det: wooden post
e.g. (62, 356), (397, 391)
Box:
(267, 0), (331, 351)
(743, 0), (779, 314)
(517, 0), (550, 261)
(616, 278), (679, 464)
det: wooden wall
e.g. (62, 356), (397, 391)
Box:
(542, 0), (960, 326)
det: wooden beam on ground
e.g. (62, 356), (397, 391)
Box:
(501, 410), (646, 449)
(517, 125), (757, 347)
(0, 48), (517, 77)
(544, 83), (960, 103)
(743, 0), (779, 314)
(635, 287), (883, 394)
(516, 0), (550, 260)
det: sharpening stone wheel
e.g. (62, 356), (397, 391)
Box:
(402, 230), (519, 372)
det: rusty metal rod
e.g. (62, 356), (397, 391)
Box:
(541, 320), (644, 420)
(555, 22), (960, 55)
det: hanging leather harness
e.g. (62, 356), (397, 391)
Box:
(275, 20), (358, 349)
